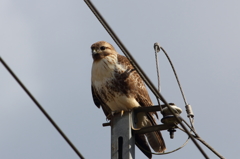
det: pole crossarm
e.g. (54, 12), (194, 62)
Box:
(132, 124), (174, 134)
(132, 105), (177, 134)
(133, 105), (170, 113)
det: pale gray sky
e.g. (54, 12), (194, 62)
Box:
(1, 1), (239, 158)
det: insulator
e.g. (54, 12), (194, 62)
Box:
(161, 103), (182, 125)
(162, 103), (182, 116)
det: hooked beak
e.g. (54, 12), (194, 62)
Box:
(92, 49), (99, 55)
(92, 49), (100, 60)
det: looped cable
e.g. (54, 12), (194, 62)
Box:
(154, 42), (163, 113)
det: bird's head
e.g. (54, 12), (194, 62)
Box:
(91, 41), (118, 61)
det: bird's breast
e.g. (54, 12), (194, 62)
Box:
(91, 57), (140, 112)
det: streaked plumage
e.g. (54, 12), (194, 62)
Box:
(91, 41), (166, 158)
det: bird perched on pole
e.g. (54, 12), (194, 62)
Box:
(91, 41), (166, 158)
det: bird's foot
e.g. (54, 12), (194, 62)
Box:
(110, 110), (125, 117)
(121, 110), (124, 117)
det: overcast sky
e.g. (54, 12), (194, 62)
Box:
(1, 0), (239, 159)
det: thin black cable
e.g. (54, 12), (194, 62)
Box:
(154, 43), (163, 113)
(179, 116), (199, 137)
(135, 137), (190, 155)
(160, 46), (188, 105)
(154, 43), (161, 92)
(157, 45), (197, 133)
(84, 1), (209, 158)
(189, 117), (196, 132)
(195, 137), (225, 159)
(0, 56), (85, 159)
(160, 45), (200, 141)
(177, 125), (225, 159)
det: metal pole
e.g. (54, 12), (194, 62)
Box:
(111, 112), (135, 159)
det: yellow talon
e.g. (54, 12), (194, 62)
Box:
(121, 110), (124, 116)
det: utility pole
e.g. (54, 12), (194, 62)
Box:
(111, 112), (135, 159)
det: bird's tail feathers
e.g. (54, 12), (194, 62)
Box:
(142, 112), (166, 152)
(136, 112), (166, 154)
(145, 131), (166, 152)
(135, 134), (152, 159)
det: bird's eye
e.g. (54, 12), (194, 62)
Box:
(100, 46), (106, 50)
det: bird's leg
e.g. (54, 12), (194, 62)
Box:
(110, 110), (130, 117)
(110, 110), (125, 117)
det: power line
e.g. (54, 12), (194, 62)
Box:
(160, 46), (188, 106)
(176, 122), (225, 159)
(0, 56), (85, 159)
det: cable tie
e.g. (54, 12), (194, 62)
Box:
(185, 104), (194, 118)
(154, 42), (161, 53)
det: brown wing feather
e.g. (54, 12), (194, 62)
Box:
(117, 54), (152, 106)
(146, 112), (166, 152)
(116, 54), (150, 100)
(91, 85), (112, 119)
(117, 54), (157, 115)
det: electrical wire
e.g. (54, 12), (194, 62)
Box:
(0, 56), (85, 159)
(83, 0), (209, 158)
(154, 43), (163, 113)
(158, 44), (199, 139)
(160, 46), (188, 106)
(135, 137), (190, 155)
(179, 116), (199, 137)
(177, 124), (225, 159)
(160, 46), (199, 143)
(189, 117), (196, 132)
(154, 43), (161, 92)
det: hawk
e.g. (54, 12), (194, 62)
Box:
(91, 41), (166, 158)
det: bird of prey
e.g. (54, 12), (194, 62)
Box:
(91, 41), (166, 158)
